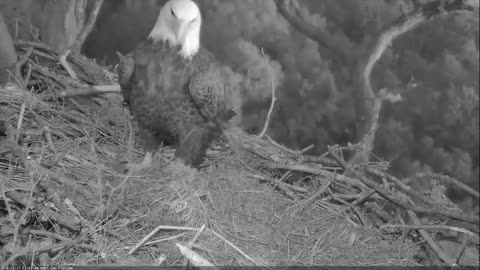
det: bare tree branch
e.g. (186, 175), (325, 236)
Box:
(59, 49), (78, 80)
(258, 49), (277, 139)
(352, 0), (476, 163)
(407, 210), (458, 266)
(380, 224), (480, 243)
(57, 0), (105, 81)
(328, 146), (480, 224)
(273, 0), (476, 162)
(409, 173), (480, 199)
(348, 89), (401, 164)
(362, 0), (476, 107)
(272, 0), (352, 65)
(71, 0), (105, 54)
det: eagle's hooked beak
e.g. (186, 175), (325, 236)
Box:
(174, 19), (189, 44)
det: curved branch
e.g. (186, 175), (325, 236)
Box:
(257, 49), (276, 139)
(353, 0), (476, 162)
(273, 0), (476, 163)
(362, 0), (475, 100)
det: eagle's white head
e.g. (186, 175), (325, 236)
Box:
(148, 0), (201, 59)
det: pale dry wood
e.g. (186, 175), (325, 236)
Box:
(207, 229), (262, 266)
(71, 0), (105, 54)
(380, 224), (479, 243)
(0, 234), (88, 267)
(128, 225), (199, 255)
(59, 49), (78, 80)
(407, 210), (457, 266)
(257, 49), (276, 139)
(412, 173), (480, 199)
(328, 146), (479, 224)
(176, 243), (215, 267)
(5, 190), (81, 231)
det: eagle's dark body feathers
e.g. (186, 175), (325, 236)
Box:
(118, 40), (235, 167)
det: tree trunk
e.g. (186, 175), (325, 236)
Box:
(0, 12), (17, 84)
(0, 0), (88, 52)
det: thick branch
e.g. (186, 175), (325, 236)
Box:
(349, 89), (401, 164)
(353, 0), (476, 161)
(42, 84), (120, 100)
(407, 210), (458, 266)
(273, 0), (476, 163)
(272, 0), (351, 65)
(409, 173), (480, 199)
(362, 0), (475, 100)
(329, 147), (479, 224)
(71, 0), (105, 54)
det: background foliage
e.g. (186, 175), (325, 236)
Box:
(83, 0), (479, 203)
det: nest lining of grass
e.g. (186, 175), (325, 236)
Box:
(0, 79), (420, 266)
(18, 41), (480, 266)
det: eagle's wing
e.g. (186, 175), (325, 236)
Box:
(116, 51), (135, 106)
(189, 68), (224, 121)
(188, 52), (236, 124)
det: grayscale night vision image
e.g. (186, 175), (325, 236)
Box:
(0, 0), (478, 267)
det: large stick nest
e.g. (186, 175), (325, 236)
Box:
(0, 41), (478, 267)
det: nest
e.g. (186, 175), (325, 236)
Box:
(0, 41), (478, 267)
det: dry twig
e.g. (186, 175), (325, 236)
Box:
(59, 85), (120, 98)
(366, 167), (433, 207)
(128, 225), (199, 255)
(249, 174), (308, 193)
(207, 229), (262, 266)
(454, 235), (469, 264)
(412, 173), (480, 199)
(5, 190), (81, 231)
(287, 180), (331, 216)
(330, 188), (368, 226)
(380, 224), (479, 243)
(406, 210), (457, 266)
(15, 47), (34, 86)
(328, 146), (479, 224)
(257, 49), (277, 139)
(176, 243), (215, 267)
(1, 235), (87, 267)
(59, 49), (78, 80)
(265, 162), (366, 191)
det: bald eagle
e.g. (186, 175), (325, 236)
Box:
(118, 0), (236, 172)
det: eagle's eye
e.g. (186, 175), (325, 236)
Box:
(171, 9), (176, 17)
